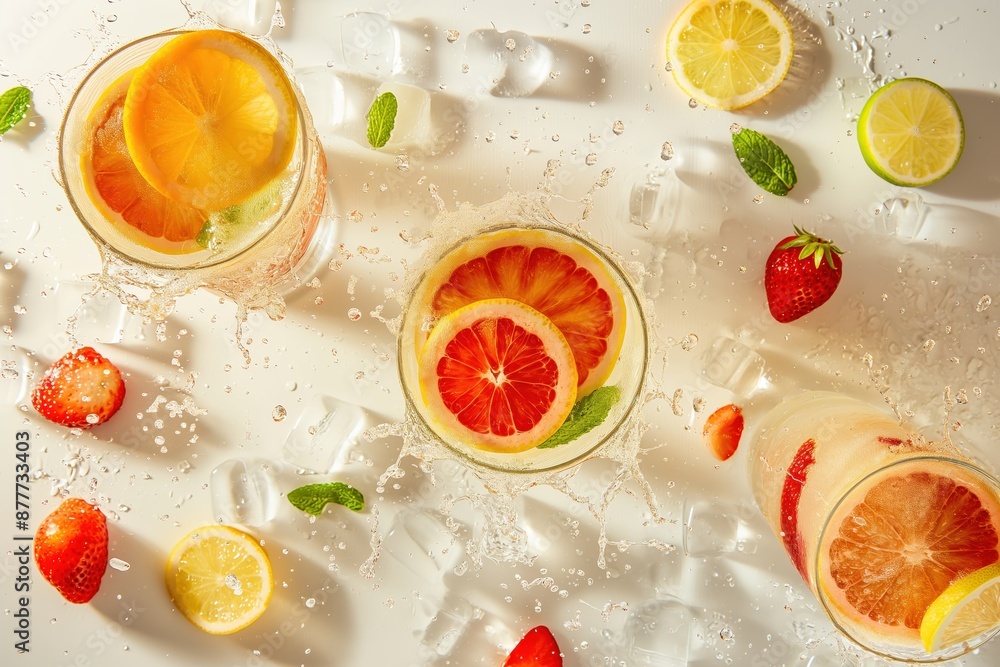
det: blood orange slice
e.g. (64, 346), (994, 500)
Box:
(822, 463), (1000, 645)
(418, 298), (578, 454)
(83, 72), (207, 249)
(424, 228), (625, 397)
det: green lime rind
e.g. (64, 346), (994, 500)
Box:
(538, 385), (621, 449)
(0, 86), (31, 135)
(857, 77), (965, 187)
(366, 91), (398, 149)
(196, 179), (283, 249)
(731, 127), (797, 196)
(287, 482), (365, 515)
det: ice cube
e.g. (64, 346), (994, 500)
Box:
(1, 346), (33, 405)
(204, 0), (277, 34)
(464, 29), (555, 97)
(621, 598), (694, 667)
(281, 394), (368, 473)
(696, 337), (766, 398)
(384, 508), (465, 582)
(56, 280), (131, 344)
(210, 458), (279, 526)
(682, 498), (758, 557)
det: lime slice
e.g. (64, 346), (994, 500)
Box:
(857, 77), (964, 187)
(666, 0), (794, 110)
(919, 562), (1000, 653)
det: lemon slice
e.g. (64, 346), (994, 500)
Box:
(123, 29), (298, 211)
(919, 562), (1000, 653)
(165, 525), (274, 635)
(857, 77), (964, 187)
(666, 0), (794, 110)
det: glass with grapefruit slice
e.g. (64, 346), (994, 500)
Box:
(749, 391), (1000, 661)
(58, 25), (329, 317)
(398, 218), (649, 474)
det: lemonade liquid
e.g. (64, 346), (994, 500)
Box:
(749, 391), (1000, 660)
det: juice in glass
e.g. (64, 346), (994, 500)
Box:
(58, 26), (328, 317)
(397, 219), (649, 474)
(749, 391), (1000, 661)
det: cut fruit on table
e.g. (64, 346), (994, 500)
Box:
(703, 403), (744, 461)
(418, 298), (578, 454)
(84, 71), (208, 246)
(824, 469), (1000, 642)
(34, 498), (109, 604)
(920, 562), (1000, 653)
(857, 77), (965, 187)
(666, 0), (794, 110)
(31, 347), (126, 429)
(165, 525), (274, 635)
(426, 228), (626, 396)
(123, 29), (298, 211)
(504, 625), (563, 667)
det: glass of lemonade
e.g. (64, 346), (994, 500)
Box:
(58, 25), (329, 318)
(749, 391), (1000, 661)
(397, 209), (649, 475)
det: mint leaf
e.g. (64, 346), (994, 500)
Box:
(538, 385), (622, 449)
(366, 91), (398, 149)
(288, 482), (364, 515)
(0, 86), (32, 135)
(732, 127), (797, 196)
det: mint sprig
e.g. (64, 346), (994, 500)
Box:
(366, 91), (398, 149)
(287, 482), (364, 515)
(0, 86), (32, 135)
(538, 385), (622, 449)
(732, 127), (797, 196)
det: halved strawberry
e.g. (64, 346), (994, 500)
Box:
(34, 497), (109, 603)
(504, 625), (563, 667)
(31, 347), (125, 428)
(703, 404), (744, 462)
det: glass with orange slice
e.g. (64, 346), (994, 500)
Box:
(58, 25), (329, 316)
(397, 209), (650, 474)
(749, 391), (1000, 661)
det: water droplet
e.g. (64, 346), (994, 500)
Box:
(109, 558), (130, 571)
(86, 413), (100, 424)
(305, 597), (316, 608)
(922, 339), (936, 352)
(660, 141), (674, 161)
(729, 122), (742, 134)
(225, 573), (242, 595)
(395, 155), (409, 171)
(504, 38), (516, 52)
(272, 405), (287, 421)
(688, 98), (699, 108)
(445, 29), (460, 43)
(752, 194), (764, 204)
(664, 61), (673, 72)
(582, 24), (592, 34)
(585, 153), (598, 166)
(976, 295), (992, 312)
(612, 120), (625, 135)
(348, 308), (362, 321)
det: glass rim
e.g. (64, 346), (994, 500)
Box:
(395, 220), (650, 475)
(814, 454), (1000, 663)
(56, 27), (316, 272)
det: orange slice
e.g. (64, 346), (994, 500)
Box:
(123, 29), (298, 211)
(425, 228), (626, 397)
(418, 298), (578, 454)
(83, 71), (207, 248)
(823, 466), (1000, 644)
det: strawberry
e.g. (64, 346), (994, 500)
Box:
(504, 625), (563, 667)
(31, 347), (125, 428)
(34, 497), (109, 604)
(764, 226), (844, 323)
(703, 404), (744, 461)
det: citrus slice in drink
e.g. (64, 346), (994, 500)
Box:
(418, 298), (578, 454)
(83, 71), (207, 249)
(424, 228), (625, 397)
(666, 0), (794, 110)
(920, 562), (1000, 653)
(123, 29), (298, 211)
(821, 466), (1000, 645)
(857, 78), (964, 187)
(165, 525), (274, 635)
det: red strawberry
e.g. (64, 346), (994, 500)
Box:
(504, 625), (563, 667)
(31, 347), (125, 428)
(703, 404), (744, 461)
(764, 226), (844, 323)
(34, 497), (109, 603)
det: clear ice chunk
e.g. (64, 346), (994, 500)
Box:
(876, 191), (1000, 253)
(210, 458), (280, 526)
(384, 508), (464, 582)
(682, 498), (758, 557)
(621, 598), (694, 667)
(377, 81), (432, 149)
(281, 394), (367, 473)
(56, 280), (131, 344)
(696, 336), (766, 397)
(1, 346), (33, 405)
(413, 592), (480, 657)
(629, 167), (680, 235)
(204, 0), (276, 34)
(326, 13), (434, 83)
(464, 29), (554, 97)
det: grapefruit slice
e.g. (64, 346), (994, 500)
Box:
(83, 71), (208, 248)
(424, 228), (625, 397)
(418, 298), (578, 454)
(823, 467), (1000, 645)
(123, 29), (298, 210)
